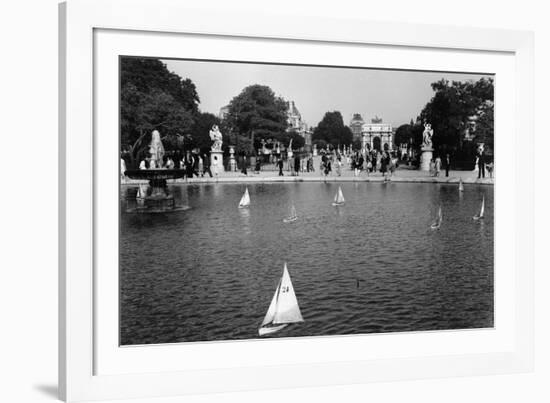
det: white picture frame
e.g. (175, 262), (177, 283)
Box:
(59, 0), (534, 401)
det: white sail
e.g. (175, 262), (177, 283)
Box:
(273, 264), (304, 324)
(479, 196), (485, 218)
(261, 279), (281, 326)
(458, 179), (464, 192)
(431, 205), (442, 229)
(333, 186), (345, 205)
(259, 263), (303, 335)
(474, 196), (485, 220)
(238, 187), (250, 208)
(283, 204), (297, 223)
(290, 205), (297, 218)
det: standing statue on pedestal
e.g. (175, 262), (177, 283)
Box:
(209, 124), (225, 174)
(419, 123), (434, 172)
(422, 123), (434, 149)
(209, 124), (223, 152)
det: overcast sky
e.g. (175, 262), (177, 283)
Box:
(164, 58), (491, 128)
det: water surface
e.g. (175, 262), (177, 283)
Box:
(120, 182), (494, 345)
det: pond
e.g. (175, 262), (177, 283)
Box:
(120, 182), (493, 345)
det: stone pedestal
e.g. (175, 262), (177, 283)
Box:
(419, 147), (433, 171)
(210, 150), (225, 174)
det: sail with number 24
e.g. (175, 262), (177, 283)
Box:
(259, 263), (304, 336)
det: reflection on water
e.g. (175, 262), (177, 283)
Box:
(120, 182), (494, 345)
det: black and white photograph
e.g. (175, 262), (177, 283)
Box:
(119, 56), (494, 345)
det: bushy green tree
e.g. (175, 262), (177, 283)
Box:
(120, 57), (200, 166)
(312, 111), (353, 148)
(284, 130), (306, 150)
(419, 77), (494, 154)
(224, 84), (289, 152)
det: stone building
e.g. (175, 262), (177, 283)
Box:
(286, 100), (312, 151)
(361, 116), (394, 151)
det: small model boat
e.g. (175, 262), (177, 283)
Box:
(430, 205), (442, 230)
(259, 263), (304, 336)
(283, 205), (298, 223)
(238, 187), (251, 208)
(473, 196), (485, 220)
(332, 186), (345, 206)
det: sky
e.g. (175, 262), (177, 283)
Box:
(164, 58), (491, 128)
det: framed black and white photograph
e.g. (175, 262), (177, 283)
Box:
(59, 0), (534, 401)
(118, 56), (495, 345)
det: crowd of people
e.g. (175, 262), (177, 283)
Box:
(122, 147), (494, 181)
(136, 150), (216, 179)
(345, 150), (399, 179)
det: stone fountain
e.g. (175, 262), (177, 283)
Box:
(124, 130), (188, 213)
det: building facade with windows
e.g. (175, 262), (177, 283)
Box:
(286, 100), (312, 151)
(349, 115), (394, 151)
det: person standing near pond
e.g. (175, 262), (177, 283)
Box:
(445, 153), (451, 177)
(202, 153), (213, 178)
(277, 157), (284, 176)
(185, 151), (195, 178)
(324, 157), (332, 177)
(241, 155), (248, 176)
(477, 149), (486, 179)
(294, 154), (300, 176)
(380, 151), (388, 178)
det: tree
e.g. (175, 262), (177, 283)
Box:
(121, 58), (200, 114)
(312, 111), (353, 148)
(120, 57), (200, 166)
(419, 77), (494, 155)
(224, 85), (289, 152)
(283, 130), (306, 150)
(394, 124), (414, 147)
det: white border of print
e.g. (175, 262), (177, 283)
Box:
(95, 31), (514, 375)
(59, 0), (534, 401)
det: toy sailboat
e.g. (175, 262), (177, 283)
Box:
(283, 205), (298, 223)
(332, 186), (345, 206)
(259, 263), (304, 336)
(458, 179), (464, 192)
(238, 187), (250, 208)
(473, 196), (485, 220)
(430, 205), (442, 230)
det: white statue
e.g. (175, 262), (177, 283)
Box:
(209, 125), (223, 152)
(422, 123), (434, 149)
